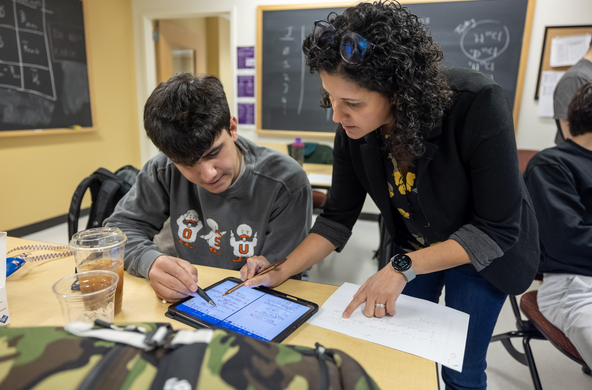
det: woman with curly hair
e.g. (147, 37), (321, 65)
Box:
(242, 2), (539, 388)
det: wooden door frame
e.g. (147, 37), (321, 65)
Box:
(155, 20), (207, 84)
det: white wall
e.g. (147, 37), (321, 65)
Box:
(133, 0), (591, 157)
(516, 0), (592, 151)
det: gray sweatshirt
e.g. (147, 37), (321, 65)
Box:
(105, 136), (312, 279)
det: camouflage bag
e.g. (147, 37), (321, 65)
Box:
(0, 321), (380, 390)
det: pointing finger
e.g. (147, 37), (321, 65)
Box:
(342, 291), (366, 319)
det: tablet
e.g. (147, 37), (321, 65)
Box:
(166, 277), (318, 342)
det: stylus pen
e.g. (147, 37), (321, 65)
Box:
(222, 257), (289, 296)
(197, 285), (216, 307)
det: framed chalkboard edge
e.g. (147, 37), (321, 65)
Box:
(534, 24), (592, 101)
(0, 127), (98, 138)
(257, 129), (336, 138)
(256, 0), (534, 135)
(0, 0), (97, 138)
(511, 0), (537, 133)
(83, 0), (98, 137)
(256, 2), (356, 138)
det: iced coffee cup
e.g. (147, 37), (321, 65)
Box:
(69, 227), (126, 316)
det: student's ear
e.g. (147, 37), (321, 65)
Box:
(229, 116), (238, 142)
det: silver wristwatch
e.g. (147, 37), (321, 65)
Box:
(390, 254), (416, 282)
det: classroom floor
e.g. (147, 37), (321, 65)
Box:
(22, 215), (592, 390)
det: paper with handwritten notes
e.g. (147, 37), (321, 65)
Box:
(308, 283), (469, 372)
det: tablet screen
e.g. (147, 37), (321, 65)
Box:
(171, 279), (313, 341)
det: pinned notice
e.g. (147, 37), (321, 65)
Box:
(538, 70), (566, 117)
(550, 34), (592, 67)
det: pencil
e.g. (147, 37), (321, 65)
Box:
(222, 257), (289, 296)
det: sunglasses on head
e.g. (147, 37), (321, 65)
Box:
(313, 20), (376, 64)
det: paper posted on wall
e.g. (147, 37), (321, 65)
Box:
(538, 70), (566, 118)
(550, 34), (592, 68)
(0, 232), (10, 326)
(308, 282), (469, 372)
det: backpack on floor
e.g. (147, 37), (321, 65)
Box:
(0, 321), (380, 390)
(68, 165), (140, 240)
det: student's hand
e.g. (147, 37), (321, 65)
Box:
(239, 255), (270, 281)
(240, 255), (287, 288)
(342, 264), (407, 319)
(149, 255), (198, 302)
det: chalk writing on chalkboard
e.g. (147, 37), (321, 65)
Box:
(0, 0), (57, 100)
(457, 19), (510, 77)
(258, 0), (531, 135)
(0, 0), (92, 132)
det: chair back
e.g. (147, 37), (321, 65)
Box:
(517, 149), (539, 175)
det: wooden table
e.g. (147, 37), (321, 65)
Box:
(5, 237), (437, 390)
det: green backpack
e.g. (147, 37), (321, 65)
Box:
(0, 321), (380, 390)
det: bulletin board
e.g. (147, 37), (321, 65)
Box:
(534, 25), (592, 100)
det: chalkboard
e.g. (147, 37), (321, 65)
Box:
(0, 0), (93, 135)
(257, 0), (534, 136)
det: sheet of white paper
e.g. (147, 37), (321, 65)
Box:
(308, 282), (470, 372)
(307, 173), (332, 185)
(538, 70), (566, 117)
(550, 34), (592, 67)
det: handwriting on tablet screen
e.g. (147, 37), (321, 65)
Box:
(175, 280), (310, 341)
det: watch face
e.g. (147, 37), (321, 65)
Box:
(392, 255), (412, 271)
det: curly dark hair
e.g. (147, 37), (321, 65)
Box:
(302, 0), (452, 160)
(144, 73), (231, 166)
(567, 80), (592, 137)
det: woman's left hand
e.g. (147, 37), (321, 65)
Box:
(342, 264), (408, 318)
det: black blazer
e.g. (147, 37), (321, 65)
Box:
(315, 68), (539, 295)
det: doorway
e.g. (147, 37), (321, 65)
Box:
(154, 16), (233, 111)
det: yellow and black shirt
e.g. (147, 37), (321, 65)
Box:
(382, 135), (441, 252)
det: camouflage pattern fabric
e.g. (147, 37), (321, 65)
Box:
(0, 324), (380, 390)
(0, 323), (161, 390)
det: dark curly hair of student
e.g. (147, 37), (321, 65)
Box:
(144, 73), (231, 166)
(302, 0), (452, 160)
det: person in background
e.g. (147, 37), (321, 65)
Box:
(105, 73), (312, 303)
(525, 80), (592, 368)
(240, 2), (540, 389)
(553, 40), (592, 144)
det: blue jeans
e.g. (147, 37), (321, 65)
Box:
(402, 264), (507, 390)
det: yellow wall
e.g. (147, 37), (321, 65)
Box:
(167, 18), (206, 40)
(0, 0), (141, 232)
(205, 17), (220, 79)
(217, 17), (232, 113)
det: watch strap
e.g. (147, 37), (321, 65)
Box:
(401, 266), (416, 282)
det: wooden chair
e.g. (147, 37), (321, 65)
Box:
(517, 149), (540, 174)
(491, 287), (591, 389)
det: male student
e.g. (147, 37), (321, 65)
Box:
(105, 73), (312, 302)
(524, 80), (592, 367)
(553, 39), (592, 144)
